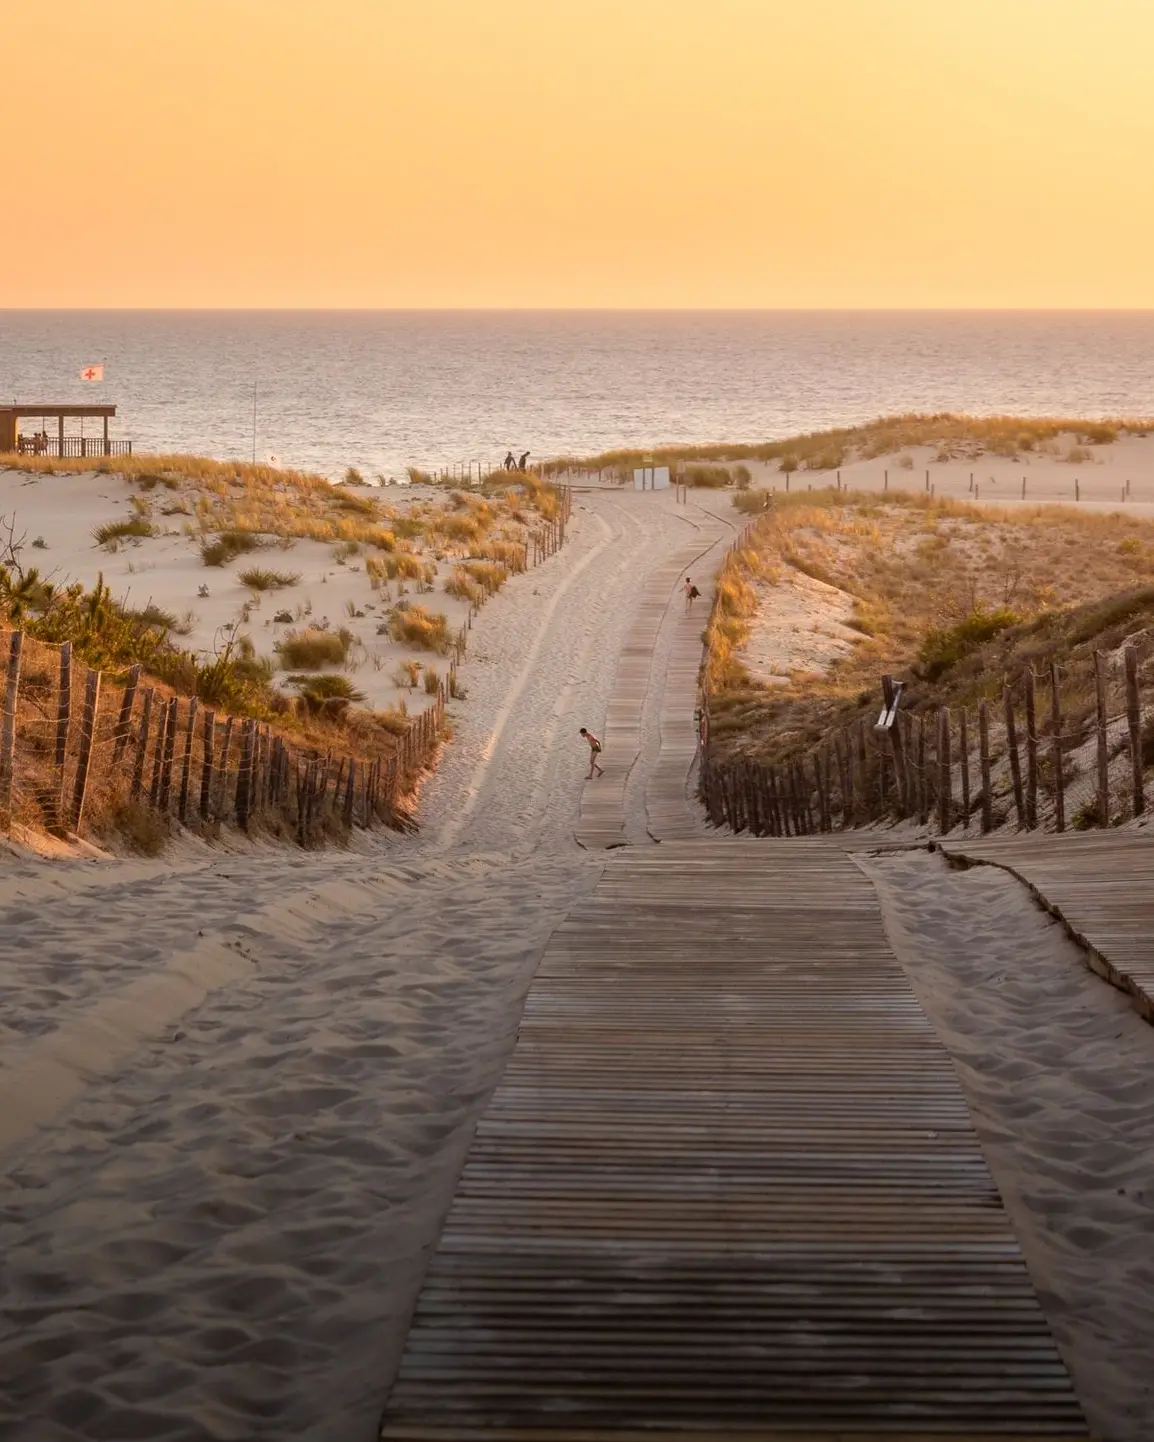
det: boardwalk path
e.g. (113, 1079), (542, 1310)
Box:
(381, 504), (1089, 1438)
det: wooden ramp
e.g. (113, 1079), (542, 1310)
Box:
(940, 831), (1154, 1024)
(645, 528), (730, 842)
(576, 514), (726, 851)
(380, 840), (1088, 1440)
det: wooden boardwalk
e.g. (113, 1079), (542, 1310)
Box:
(576, 512), (726, 851)
(381, 840), (1088, 1439)
(381, 513), (1089, 1440)
(941, 831), (1154, 1024)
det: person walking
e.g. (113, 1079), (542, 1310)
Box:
(518, 450), (531, 472)
(503, 450), (516, 471)
(579, 727), (604, 778)
(684, 576), (701, 610)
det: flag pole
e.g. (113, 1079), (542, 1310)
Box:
(252, 382), (257, 464)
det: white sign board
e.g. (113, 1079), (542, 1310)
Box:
(632, 466), (671, 491)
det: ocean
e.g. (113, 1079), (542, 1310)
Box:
(2, 310), (1153, 480)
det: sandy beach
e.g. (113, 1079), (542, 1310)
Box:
(4, 478), (1154, 1439)
(0, 486), (705, 1441)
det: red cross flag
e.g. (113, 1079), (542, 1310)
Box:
(79, 363), (104, 382)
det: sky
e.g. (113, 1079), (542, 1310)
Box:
(4, 0), (1153, 308)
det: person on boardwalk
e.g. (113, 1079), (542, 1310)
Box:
(579, 727), (604, 778)
(684, 576), (701, 611)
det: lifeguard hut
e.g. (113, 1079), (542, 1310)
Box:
(0, 404), (131, 459)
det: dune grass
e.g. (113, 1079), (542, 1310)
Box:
(388, 603), (451, 654)
(92, 517), (155, 548)
(201, 530), (266, 566)
(705, 487), (1154, 765)
(238, 566), (301, 591)
(276, 626), (355, 669)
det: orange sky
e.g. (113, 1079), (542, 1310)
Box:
(4, 0), (1153, 308)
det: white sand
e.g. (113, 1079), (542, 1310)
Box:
(732, 429), (1154, 518)
(0, 470), (494, 715)
(0, 487), (700, 1442)
(863, 850), (1154, 1442)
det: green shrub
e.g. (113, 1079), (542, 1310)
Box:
(918, 608), (1020, 681)
(275, 626), (354, 668)
(287, 672), (365, 718)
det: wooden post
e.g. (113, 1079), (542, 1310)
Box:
(178, 697), (198, 821)
(149, 696), (168, 807)
(1050, 662), (1065, 833)
(1095, 650), (1109, 827)
(937, 708), (951, 833)
(200, 709), (216, 819)
(881, 675), (906, 814)
(916, 715), (928, 826)
(133, 688), (153, 800)
(215, 716), (235, 820)
(344, 757), (357, 826)
(0, 631), (24, 832)
(157, 696), (177, 812)
(979, 699), (992, 833)
(1024, 669), (1038, 829)
(54, 640), (73, 824)
(959, 707), (970, 828)
(70, 668), (101, 830)
(1004, 684), (1025, 829)
(113, 663), (142, 763)
(236, 718), (254, 830)
(1125, 646), (1144, 817)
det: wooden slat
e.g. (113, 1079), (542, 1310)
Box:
(576, 510), (727, 850)
(381, 840), (1088, 1438)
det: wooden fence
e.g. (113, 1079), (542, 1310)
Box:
(701, 642), (1154, 839)
(0, 629), (450, 848)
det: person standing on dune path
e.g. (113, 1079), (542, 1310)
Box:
(579, 727), (604, 778)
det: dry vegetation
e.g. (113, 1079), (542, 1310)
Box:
(541, 412), (1153, 479)
(706, 488), (1154, 766)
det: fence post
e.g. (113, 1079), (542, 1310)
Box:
(344, 757), (357, 826)
(1125, 646), (1144, 817)
(1024, 669), (1038, 829)
(113, 663), (142, 763)
(178, 697), (198, 822)
(159, 696), (178, 812)
(916, 715), (928, 826)
(54, 640), (73, 827)
(200, 710), (216, 819)
(1094, 650), (1109, 827)
(937, 708), (951, 833)
(1004, 684), (1025, 829)
(215, 716), (235, 820)
(1050, 662), (1065, 833)
(149, 696), (168, 807)
(959, 707), (970, 828)
(70, 668), (101, 831)
(236, 719), (254, 830)
(978, 699), (992, 833)
(0, 631), (24, 833)
(133, 688), (153, 800)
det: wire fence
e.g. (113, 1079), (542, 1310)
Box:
(700, 637), (1154, 839)
(0, 629), (453, 850)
